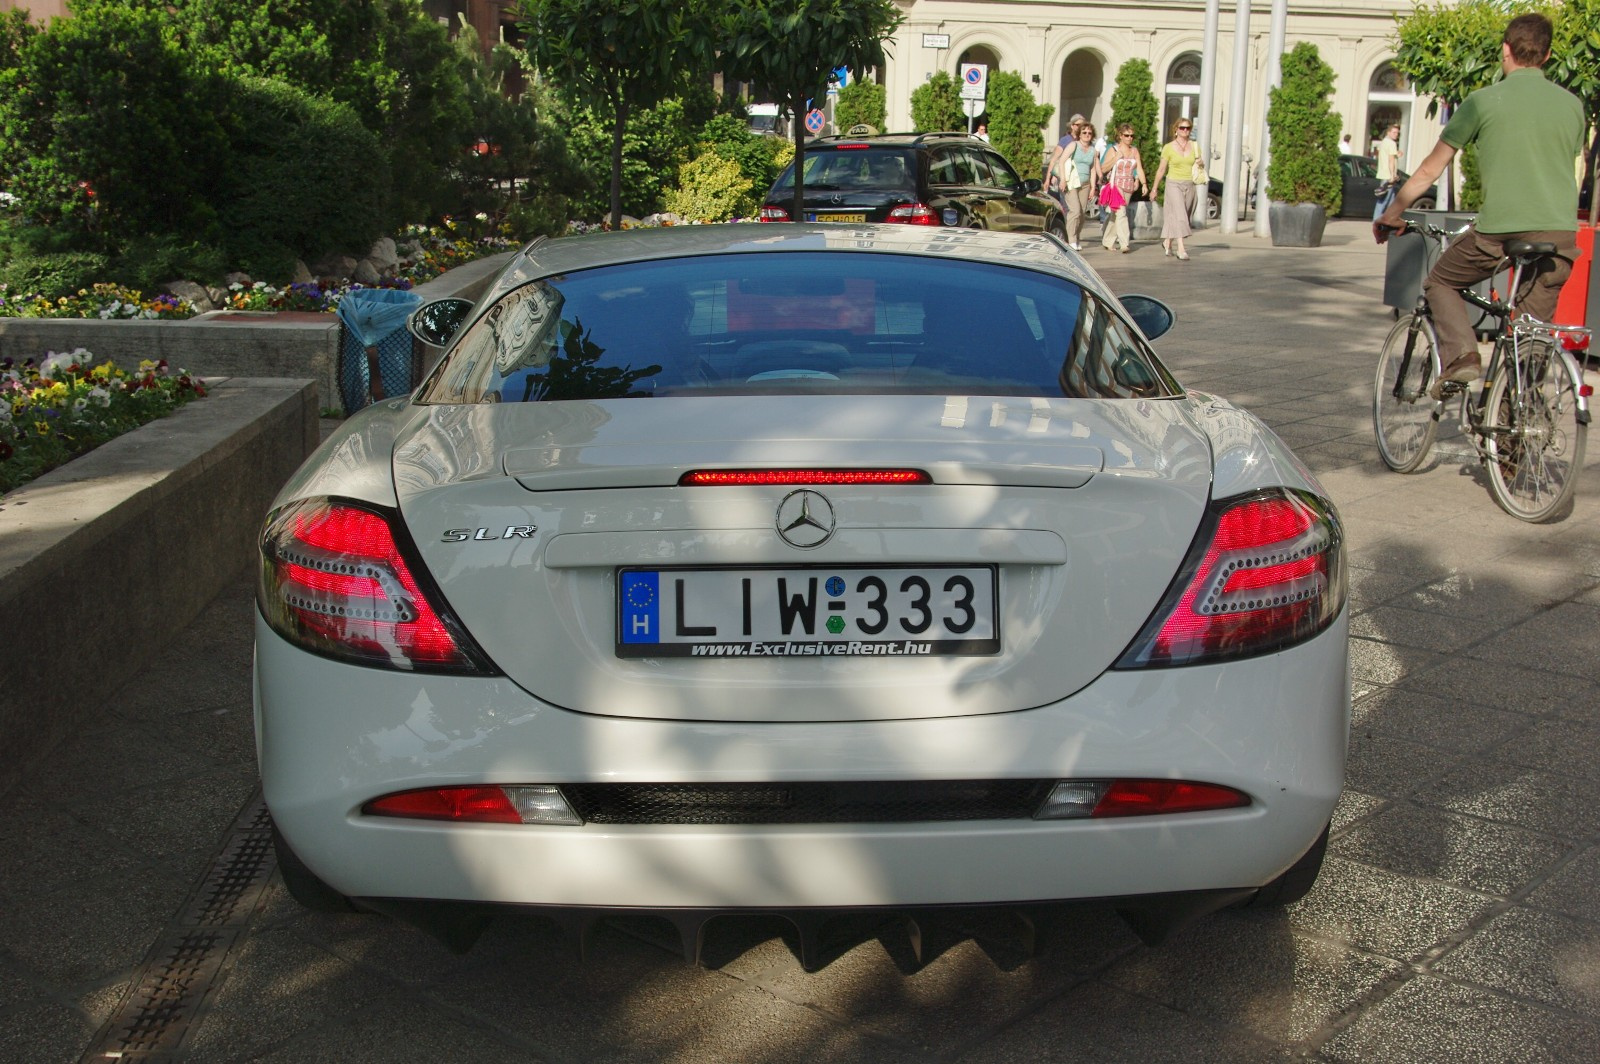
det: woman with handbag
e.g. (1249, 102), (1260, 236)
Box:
(1052, 122), (1100, 250)
(1099, 124), (1147, 253)
(1151, 118), (1204, 260)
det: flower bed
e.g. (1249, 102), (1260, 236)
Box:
(1, 349), (205, 494)
(0, 222), (518, 322)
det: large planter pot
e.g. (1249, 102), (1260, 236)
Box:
(1269, 201), (1328, 247)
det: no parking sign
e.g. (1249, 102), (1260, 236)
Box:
(960, 63), (988, 100)
(804, 109), (826, 135)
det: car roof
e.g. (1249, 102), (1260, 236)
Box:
(803, 132), (985, 150)
(486, 224), (1107, 303)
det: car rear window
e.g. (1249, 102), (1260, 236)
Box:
(769, 148), (918, 193)
(419, 252), (1179, 404)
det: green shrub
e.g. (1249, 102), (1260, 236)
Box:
(1266, 42), (1343, 213)
(986, 71), (1054, 179)
(0, 252), (112, 299)
(220, 77), (390, 275)
(835, 81), (887, 132)
(0, 2), (231, 249)
(663, 152), (756, 221)
(698, 112), (787, 195)
(564, 95), (698, 221)
(910, 71), (963, 133)
(107, 237), (228, 292)
(504, 195), (570, 240)
(1108, 59), (1162, 167)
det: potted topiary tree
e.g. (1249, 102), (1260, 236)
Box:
(1265, 42), (1343, 247)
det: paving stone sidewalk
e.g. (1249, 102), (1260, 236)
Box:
(2, 219), (1597, 1063)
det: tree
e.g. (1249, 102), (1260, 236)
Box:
(0, 2), (231, 247)
(1265, 42), (1342, 213)
(1107, 59), (1161, 168)
(521, 0), (711, 229)
(985, 70), (1054, 178)
(142, 0), (477, 225)
(835, 80), (887, 132)
(910, 70), (963, 133)
(715, 0), (903, 222)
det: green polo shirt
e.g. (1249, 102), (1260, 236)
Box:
(1442, 67), (1585, 234)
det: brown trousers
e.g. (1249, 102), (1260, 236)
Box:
(1423, 226), (1578, 362)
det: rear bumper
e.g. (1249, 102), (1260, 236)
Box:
(256, 613), (1349, 909)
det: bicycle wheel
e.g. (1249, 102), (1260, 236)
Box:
(1373, 313), (1442, 472)
(1484, 342), (1588, 522)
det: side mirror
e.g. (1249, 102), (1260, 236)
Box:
(408, 297), (474, 347)
(1019, 178), (1043, 195)
(1118, 294), (1175, 340)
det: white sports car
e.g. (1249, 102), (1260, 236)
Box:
(255, 223), (1349, 964)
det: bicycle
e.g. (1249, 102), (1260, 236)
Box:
(1373, 220), (1593, 523)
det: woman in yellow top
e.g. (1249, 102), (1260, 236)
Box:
(1151, 119), (1203, 260)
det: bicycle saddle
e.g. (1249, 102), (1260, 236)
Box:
(1503, 240), (1559, 259)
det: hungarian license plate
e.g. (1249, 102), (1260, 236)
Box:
(617, 566), (999, 658)
(805, 212), (867, 223)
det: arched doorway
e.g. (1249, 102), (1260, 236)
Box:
(1058, 49), (1104, 142)
(1164, 52), (1202, 137)
(1365, 62), (1413, 157)
(957, 45), (1002, 75)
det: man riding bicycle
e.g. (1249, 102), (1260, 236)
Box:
(1375, 13), (1585, 395)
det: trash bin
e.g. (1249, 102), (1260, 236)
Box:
(336, 287), (423, 415)
(1382, 209), (1481, 311)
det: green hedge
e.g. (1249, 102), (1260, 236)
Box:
(221, 78), (390, 277)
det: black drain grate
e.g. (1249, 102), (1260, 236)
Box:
(80, 791), (276, 1062)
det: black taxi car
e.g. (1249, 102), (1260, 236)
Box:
(759, 132), (1062, 234)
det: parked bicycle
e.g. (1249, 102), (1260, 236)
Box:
(1373, 220), (1593, 522)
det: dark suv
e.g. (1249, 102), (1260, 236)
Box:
(759, 132), (1062, 234)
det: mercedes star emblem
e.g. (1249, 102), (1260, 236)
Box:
(775, 489), (836, 549)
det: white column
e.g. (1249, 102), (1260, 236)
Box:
(1193, 0), (1222, 227)
(1220, 0), (1252, 235)
(1253, 0), (1288, 237)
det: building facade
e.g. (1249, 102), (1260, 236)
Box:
(885, 0), (1442, 177)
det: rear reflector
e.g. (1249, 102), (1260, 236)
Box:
(1115, 488), (1345, 668)
(1035, 779), (1251, 819)
(365, 785), (581, 825)
(680, 468), (931, 486)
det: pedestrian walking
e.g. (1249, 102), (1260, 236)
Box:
(1372, 123), (1402, 219)
(1151, 118), (1202, 260)
(1051, 122), (1100, 250)
(1047, 113), (1088, 188)
(1099, 124), (1147, 253)
(1375, 12), (1583, 394)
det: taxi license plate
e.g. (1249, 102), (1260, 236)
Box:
(617, 566), (999, 658)
(805, 212), (867, 223)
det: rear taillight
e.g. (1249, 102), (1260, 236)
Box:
(680, 468), (930, 486)
(1115, 489), (1345, 668)
(364, 785), (581, 825)
(1035, 779), (1251, 819)
(258, 497), (492, 673)
(758, 206), (790, 222)
(885, 203), (939, 225)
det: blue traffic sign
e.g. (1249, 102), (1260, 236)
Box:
(805, 109), (826, 135)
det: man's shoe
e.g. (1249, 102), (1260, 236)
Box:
(1429, 353), (1482, 398)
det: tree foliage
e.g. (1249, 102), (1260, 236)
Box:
(835, 80), (887, 132)
(520, 0), (711, 228)
(0, 2), (230, 246)
(910, 70), (964, 133)
(985, 71), (1054, 178)
(1108, 59), (1162, 166)
(714, 0), (903, 221)
(1266, 42), (1343, 213)
(1391, 0), (1514, 114)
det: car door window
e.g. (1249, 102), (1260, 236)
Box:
(962, 148), (992, 186)
(984, 151), (1021, 191)
(927, 148), (959, 186)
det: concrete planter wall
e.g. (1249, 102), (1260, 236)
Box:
(1269, 201), (1329, 247)
(0, 378), (319, 792)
